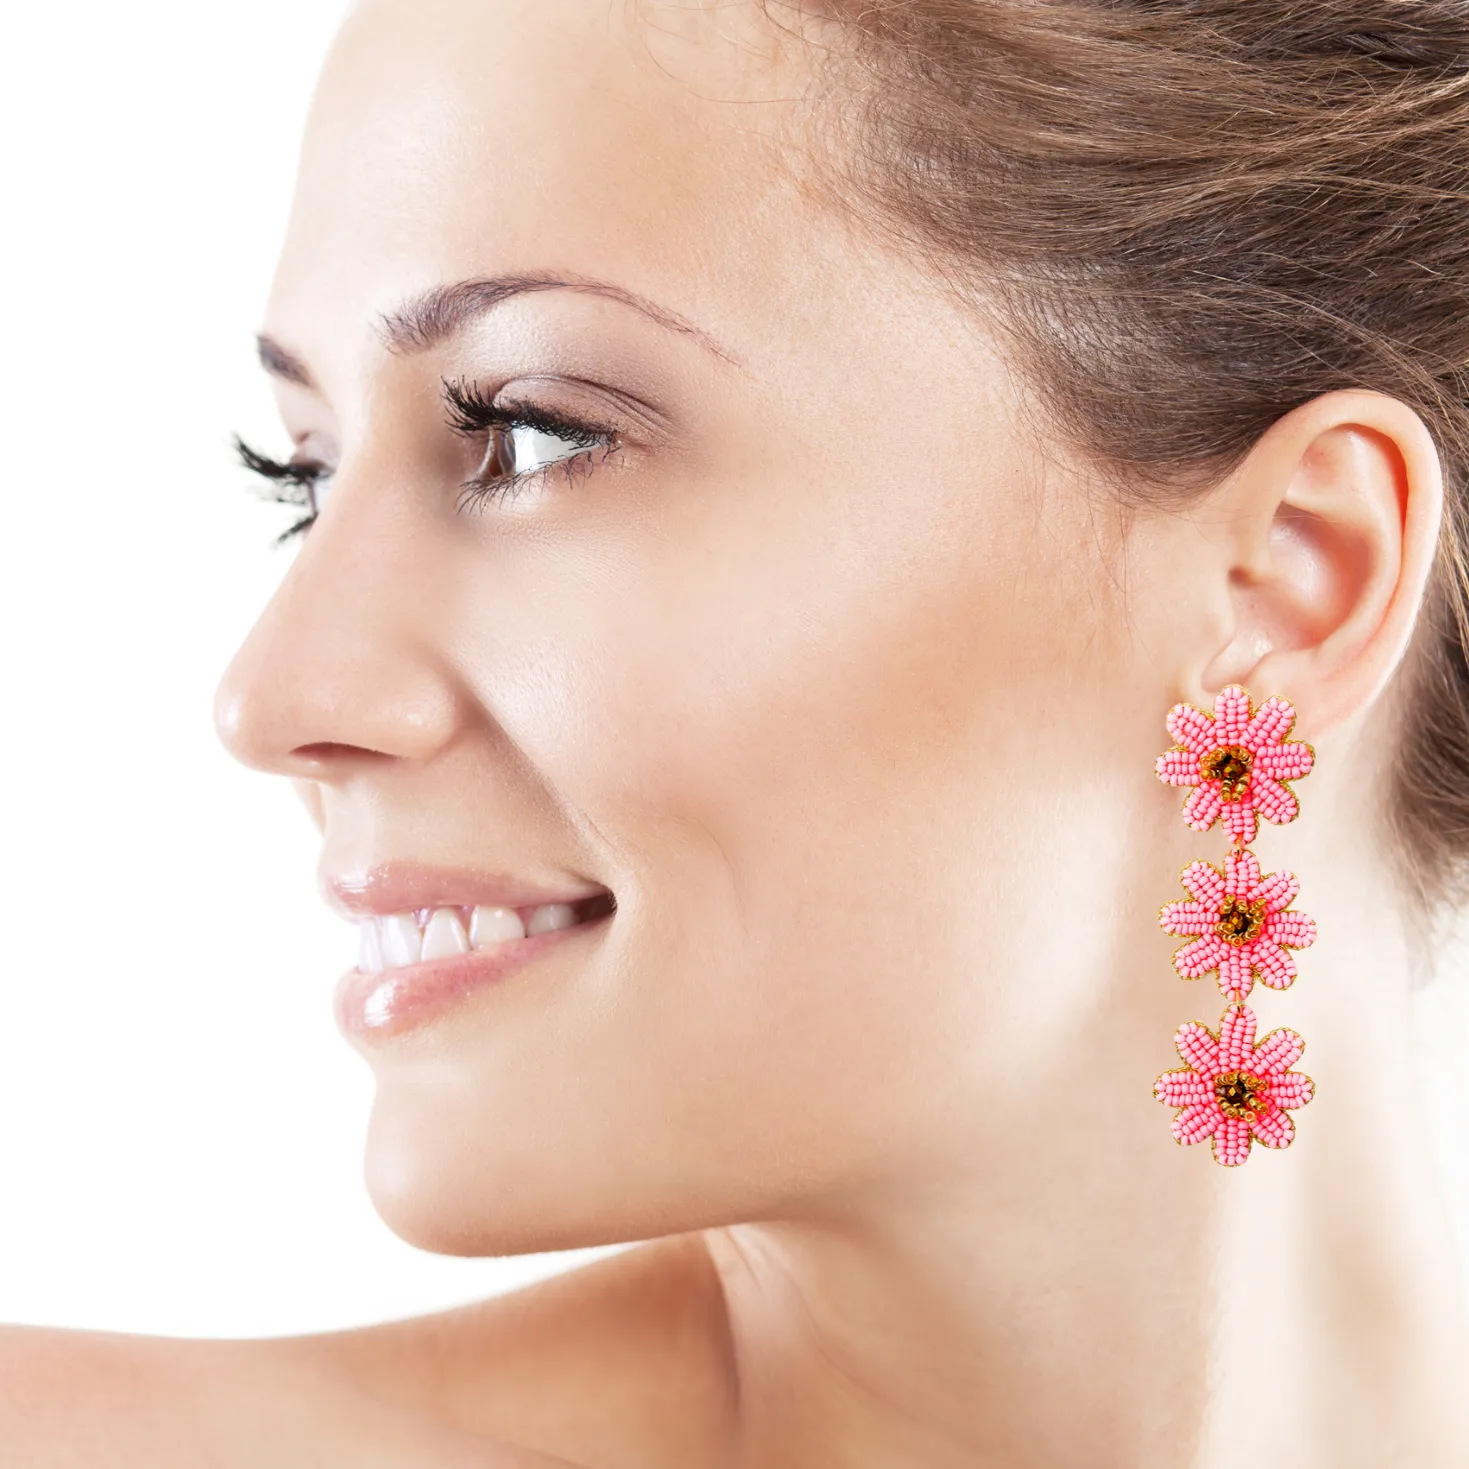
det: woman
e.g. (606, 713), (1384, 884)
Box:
(4, 0), (1467, 1463)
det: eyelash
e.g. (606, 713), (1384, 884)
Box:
(234, 381), (618, 541)
(233, 434), (328, 545)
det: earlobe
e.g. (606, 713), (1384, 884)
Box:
(1199, 390), (1444, 738)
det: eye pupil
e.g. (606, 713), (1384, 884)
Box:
(493, 428), (517, 478)
(486, 427), (517, 479)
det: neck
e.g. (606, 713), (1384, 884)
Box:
(707, 797), (1469, 1468)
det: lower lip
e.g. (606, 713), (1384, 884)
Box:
(333, 910), (613, 1041)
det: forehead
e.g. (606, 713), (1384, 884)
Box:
(268, 0), (833, 374)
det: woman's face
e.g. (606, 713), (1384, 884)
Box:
(218, 0), (1187, 1253)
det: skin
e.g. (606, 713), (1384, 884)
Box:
(4, 0), (1468, 1464)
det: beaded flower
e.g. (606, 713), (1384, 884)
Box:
(1155, 684), (1315, 847)
(1154, 1003), (1314, 1167)
(1158, 847), (1316, 1001)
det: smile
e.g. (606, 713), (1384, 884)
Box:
(329, 873), (616, 1040)
(356, 894), (615, 973)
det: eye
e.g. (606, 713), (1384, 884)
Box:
(480, 421), (597, 480)
(233, 434), (335, 543)
(443, 377), (616, 511)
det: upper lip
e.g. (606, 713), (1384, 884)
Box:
(323, 861), (612, 919)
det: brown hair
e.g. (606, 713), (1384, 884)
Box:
(782, 0), (1469, 921)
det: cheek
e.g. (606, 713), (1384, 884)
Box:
(361, 446), (1132, 1250)
(636, 458), (1116, 1086)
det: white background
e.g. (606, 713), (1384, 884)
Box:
(0, 1), (1466, 1342)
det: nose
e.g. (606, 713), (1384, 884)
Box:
(214, 477), (462, 782)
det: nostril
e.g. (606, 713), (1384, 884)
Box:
(293, 742), (356, 761)
(291, 742), (397, 768)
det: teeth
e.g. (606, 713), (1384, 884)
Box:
(526, 902), (578, 935)
(358, 921), (385, 975)
(356, 900), (597, 973)
(471, 905), (526, 948)
(379, 913), (422, 969)
(421, 908), (470, 961)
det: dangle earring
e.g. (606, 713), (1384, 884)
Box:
(1151, 685), (1318, 1167)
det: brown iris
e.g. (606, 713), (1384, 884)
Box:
(1215, 895), (1267, 946)
(1214, 1070), (1269, 1119)
(1200, 744), (1253, 801)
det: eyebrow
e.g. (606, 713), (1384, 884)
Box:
(256, 270), (739, 389)
(256, 333), (314, 387)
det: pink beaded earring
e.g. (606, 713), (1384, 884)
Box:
(1151, 685), (1318, 1166)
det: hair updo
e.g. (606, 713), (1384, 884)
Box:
(777, 0), (1469, 921)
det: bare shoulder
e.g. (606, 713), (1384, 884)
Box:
(0, 1319), (578, 1467)
(288, 1231), (738, 1469)
(0, 1233), (733, 1469)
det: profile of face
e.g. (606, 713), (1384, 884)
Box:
(213, 0), (1388, 1255)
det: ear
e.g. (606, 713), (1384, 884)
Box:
(1196, 389), (1445, 737)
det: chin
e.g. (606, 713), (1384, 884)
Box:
(362, 1089), (576, 1256)
(359, 1079), (691, 1258)
(358, 1066), (829, 1259)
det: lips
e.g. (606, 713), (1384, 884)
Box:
(328, 864), (611, 917)
(327, 864), (615, 1040)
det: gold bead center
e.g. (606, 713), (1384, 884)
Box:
(1215, 895), (1267, 946)
(1200, 744), (1253, 801)
(1214, 1070), (1269, 1119)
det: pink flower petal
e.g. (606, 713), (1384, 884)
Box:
(1218, 1003), (1257, 1069)
(1268, 1070), (1315, 1109)
(1250, 939), (1297, 990)
(1255, 740), (1314, 781)
(1242, 694), (1297, 752)
(1251, 868), (1300, 913)
(1172, 1100), (1223, 1145)
(1160, 900), (1212, 938)
(1180, 860), (1225, 907)
(1248, 1105), (1295, 1149)
(1252, 1026), (1305, 1076)
(1182, 781), (1224, 831)
(1211, 1115), (1253, 1166)
(1264, 909), (1316, 950)
(1214, 685), (1253, 742)
(1155, 1069), (1211, 1108)
(1174, 934), (1227, 980)
(1224, 848), (1260, 895)
(1156, 748), (1202, 786)
(1174, 1020), (1220, 1075)
(1251, 773), (1299, 826)
(1218, 948), (1254, 1001)
(1222, 794), (1260, 845)
(1166, 702), (1217, 755)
